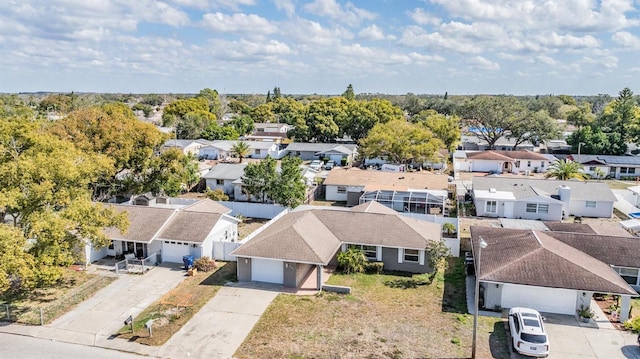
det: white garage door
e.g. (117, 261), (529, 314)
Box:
(162, 241), (191, 263)
(501, 284), (577, 315)
(252, 258), (284, 284)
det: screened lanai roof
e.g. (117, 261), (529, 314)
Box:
(359, 189), (447, 206)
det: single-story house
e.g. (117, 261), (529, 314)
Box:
(231, 201), (444, 288)
(459, 135), (535, 151)
(161, 139), (211, 156)
(567, 154), (640, 179)
(323, 167), (449, 210)
(203, 163), (248, 198)
(252, 122), (292, 135)
(86, 198), (240, 264)
(471, 226), (637, 321)
(232, 165), (318, 202)
(199, 140), (280, 160)
(473, 176), (616, 220)
(455, 150), (551, 174)
(284, 142), (358, 162)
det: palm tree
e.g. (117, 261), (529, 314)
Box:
(544, 159), (586, 180)
(231, 141), (250, 163)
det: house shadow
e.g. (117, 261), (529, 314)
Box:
(441, 257), (468, 313)
(621, 344), (640, 358)
(199, 262), (238, 286)
(489, 321), (511, 359)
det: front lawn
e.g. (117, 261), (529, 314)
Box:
(115, 261), (236, 346)
(236, 258), (509, 359)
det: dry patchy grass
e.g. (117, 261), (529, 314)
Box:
(115, 262), (237, 346)
(238, 218), (270, 239)
(236, 259), (509, 359)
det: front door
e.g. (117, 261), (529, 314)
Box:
(122, 241), (147, 259)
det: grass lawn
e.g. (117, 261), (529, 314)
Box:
(115, 262), (237, 346)
(236, 258), (509, 359)
(0, 268), (115, 324)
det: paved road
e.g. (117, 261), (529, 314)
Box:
(0, 333), (147, 359)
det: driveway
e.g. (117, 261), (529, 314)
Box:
(158, 284), (278, 358)
(509, 313), (640, 359)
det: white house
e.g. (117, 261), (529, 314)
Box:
(199, 140), (281, 160)
(203, 163), (248, 198)
(86, 198), (240, 265)
(455, 150), (551, 174)
(284, 142), (358, 162)
(161, 139), (211, 156)
(568, 154), (640, 179)
(459, 135), (536, 151)
(473, 177), (616, 221)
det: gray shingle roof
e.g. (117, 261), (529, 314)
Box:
(183, 199), (232, 214)
(203, 163), (248, 180)
(104, 205), (175, 243)
(570, 154), (640, 166)
(473, 176), (617, 202)
(470, 226), (636, 295)
(285, 142), (357, 153)
(157, 212), (223, 243)
(545, 231), (640, 269)
(232, 204), (442, 264)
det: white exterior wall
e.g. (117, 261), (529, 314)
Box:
(85, 244), (107, 265)
(501, 283), (578, 315)
(474, 199), (514, 218)
(568, 200), (614, 218)
(512, 159), (550, 174)
(584, 165), (610, 179)
(512, 200), (563, 221)
(199, 146), (220, 160)
(148, 240), (162, 256)
(326, 185), (364, 201)
(205, 178), (235, 195)
(471, 159), (503, 173)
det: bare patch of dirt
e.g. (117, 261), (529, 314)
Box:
(237, 218), (270, 239)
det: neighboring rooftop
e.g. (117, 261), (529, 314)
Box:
(285, 142), (357, 153)
(466, 150), (549, 161)
(472, 176), (617, 202)
(324, 167), (449, 191)
(203, 163), (249, 180)
(568, 154), (640, 166)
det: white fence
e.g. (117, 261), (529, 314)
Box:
(213, 241), (242, 261)
(218, 201), (288, 219)
(400, 213), (460, 257)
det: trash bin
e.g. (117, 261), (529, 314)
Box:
(182, 255), (195, 270)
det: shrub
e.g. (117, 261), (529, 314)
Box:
(365, 262), (384, 274)
(194, 256), (218, 272)
(624, 317), (640, 332)
(205, 188), (229, 201)
(337, 249), (367, 274)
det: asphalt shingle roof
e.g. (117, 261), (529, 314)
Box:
(104, 205), (175, 243)
(472, 176), (617, 202)
(324, 168), (449, 191)
(203, 163), (248, 180)
(470, 226), (636, 295)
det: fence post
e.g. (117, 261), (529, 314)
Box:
(39, 308), (44, 325)
(115, 263), (119, 275)
(5, 304), (9, 320)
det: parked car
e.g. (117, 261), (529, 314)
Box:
(508, 307), (550, 358)
(324, 160), (337, 170)
(309, 160), (323, 171)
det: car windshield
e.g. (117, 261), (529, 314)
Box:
(521, 333), (547, 344)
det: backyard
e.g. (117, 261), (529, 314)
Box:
(236, 258), (509, 359)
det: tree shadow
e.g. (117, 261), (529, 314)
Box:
(441, 257), (467, 313)
(199, 262), (237, 286)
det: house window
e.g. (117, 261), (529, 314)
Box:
(621, 167), (636, 174)
(526, 203), (548, 214)
(515, 161), (521, 168)
(589, 166), (596, 171)
(337, 186), (346, 194)
(541, 162), (545, 168)
(255, 149), (261, 155)
(527, 161), (531, 167)
(614, 267), (639, 285)
(404, 249), (420, 263)
(585, 201), (597, 208)
(348, 244), (377, 260)
(108, 241), (114, 250)
(216, 179), (224, 185)
(485, 201), (497, 213)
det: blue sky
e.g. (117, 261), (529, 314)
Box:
(1, 0), (640, 95)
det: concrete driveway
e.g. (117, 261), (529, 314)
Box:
(158, 284), (278, 359)
(510, 313), (640, 359)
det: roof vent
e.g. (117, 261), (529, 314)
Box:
(489, 188), (497, 193)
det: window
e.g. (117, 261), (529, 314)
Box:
(589, 166), (596, 171)
(585, 201), (597, 208)
(515, 161), (521, 167)
(255, 149), (261, 155)
(527, 161), (531, 167)
(348, 244), (377, 260)
(621, 167), (636, 174)
(216, 179), (224, 185)
(614, 267), (639, 285)
(404, 249), (419, 263)
(526, 203), (549, 214)
(541, 162), (545, 168)
(108, 241), (114, 250)
(485, 201), (497, 213)
(337, 186), (346, 194)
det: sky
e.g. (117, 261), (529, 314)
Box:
(1, 0), (640, 95)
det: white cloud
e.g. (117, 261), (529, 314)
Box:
(358, 25), (387, 41)
(536, 56), (557, 65)
(282, 18), (353, 47)
(409, 8), (441, 26)
(156, 1), (190, 27)
(612, 31), (640, 49)
(168, 0), (256, 11)
(201, 12), (277, 34)
(467, 56), (500, 70)
(534, 32), (600, 49)
(273, 0), (295, 17)
(304, 0), (376, 26)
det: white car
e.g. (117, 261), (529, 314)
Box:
(309, 160), (323, 171)
(508, 307), (550, 358)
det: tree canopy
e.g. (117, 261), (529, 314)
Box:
(359, 120), (444, 164)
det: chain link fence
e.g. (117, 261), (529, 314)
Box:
(1, 274), (115, 325)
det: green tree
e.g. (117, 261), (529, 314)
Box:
(145, 150), (199, 196)
(271, 97), (305, 125)
(162, 97), (209, 127)
(231, 141), (251, 163)
(337, 248), (367, 274)
(272, 156), (306, 208)
(306, 97), (346, 142)
(201, 122), (240, 140)
(544, 159), (586, 180)
(0, 225), (35, 292)
(176, 110), (217, 139)
(227, 115), (255, 136)
(566, 103), (595, 129)
(198, 88), (221, 116)
(599, 88), (640, 143)
(251, 103), (276, 123)
(412, 110), (461, 151)
(242, 156), (277, 202)
(506, 110), (560, 150)
(359, 120), (444, 164)
(343, 84), (355, 101)
(462, 96), (528, 150)
(425, 239), (451, 272)
(228, 99), (252, 115)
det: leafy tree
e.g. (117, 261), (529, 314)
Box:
(306, 97), (346, 142)
(558, 95), (577, 106)
(271, 156), (306, 208)
(567, 126), (623, 155)
(412, 110), (461, 151)
(462, 96), (528, 150)
(198, 88), (221, 116)
(228, 99), (252, 115)
(506, 110), (560, 149)
(176, 110), (217, 139)
(140, 94), (163, 107)
(337, 248), (367, 274)
(231, 141), (251, 163)
(201, 122), (240, 140)
(145, 150), (199, 196)
(544, 159), (586, 180)
(359, 119), (444, 164)
(403, 93), (425, 116)
(599, 88), (640, 143)
(0, 225), (35, 292)
(425, 239), (451, 272)
(205, 188), (229, 201)
(342, 84), (355, 101)
(566, 103), (595, 129)
(132, 103), (153, 117)
(271, 97), (305, 125)
(251, 103), (276, 123)
(227, 115), (255, 136)
(242, 156), (277, 203)
(162, 97), (209, 127)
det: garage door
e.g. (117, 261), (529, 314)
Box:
(251, 258), (284, 284)
(501, 284), (577, 315)
(162, 241), (191, 263)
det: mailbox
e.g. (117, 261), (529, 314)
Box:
(124, 315), (133, 326)
(144, 319), (153, 329)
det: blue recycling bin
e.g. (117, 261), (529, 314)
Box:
(182, 255), (195, 269)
